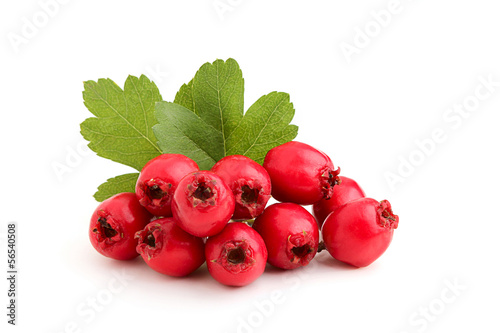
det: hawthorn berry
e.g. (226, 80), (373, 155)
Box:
(263, 141), (341, 205)
(205, 222), (267, 287)
(135, 217), (205, 277)
(211, 155), (271, 220)
(253, 203), (319, 270)
(172, 171), (235, 238)
(313, 176), (365, 229)
(322, 198), (399, 267)
(89, 192), (152, 260)
(135, 154), (199, 217)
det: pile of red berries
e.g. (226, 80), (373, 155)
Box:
(89, 141), (399, 287)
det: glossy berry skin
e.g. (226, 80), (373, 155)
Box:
(135, 217), (205, 277)
(313, 176), (366, 229)
(205, 222), (267, 287)
(211, 155), (271, 220)
(253, 203), (319, 270)
(263, 141), (341, 205)
(172, 171), (235, 238)
(322, 198), (399, 268)
(89, 193), (152, 260)
(136, 154), (199, 217)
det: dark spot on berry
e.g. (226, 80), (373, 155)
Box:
(291, 244), (312, 258)
(227, 247), (246, 264)
(148, 184), (166, 200)
(328, 170), (341, 187)
(241, 185), (259, 204)
(145, 233), (156, 248)
(97, 217), (118, 238)
(193, 182), (214, 201)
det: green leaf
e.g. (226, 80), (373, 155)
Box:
(94, 173), (139, 202)
(153, 102), (225, 170)
(157, 60), (298, 169)
(81, 75), (163, 171)
(226, 92), (298, 164)
(191, 58), (244, 151)
(174, 79), (195, 112)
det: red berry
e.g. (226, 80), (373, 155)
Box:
(211, 155), (271, 220)
(89, 193), (152, 260)
(205, 222), (267, 287)
(322, 198), (399, 267)
(313, 176), (366, 229)
(253, 203), (319, 269)
(135, 217), (205, 277)
(263, 141), (341, 205)
(172, 171), (235, 237)
(135, 154), (199, 217)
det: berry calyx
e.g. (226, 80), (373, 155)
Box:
(93, 216), (119, 241)
(287, 232), (316, 265)
(136, 223), (163, 260)
(377, 200), (399, 229)
(135, 217), (205, 277)
(89, 193), (152, 260)
(313, 176), (366, 229)
(263, 141), (341, 205)
(253, 202), (319, 270)
(135, 154), (199, 217)
(172, 171), (235, 238)
(215, 240), (255, 273)
(206, 222), (267, 286)
(319, 166), (342, 200)
(189, 176), (217, 207)
(211, 155), (272, 220)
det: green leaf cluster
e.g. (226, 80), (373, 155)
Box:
(81, 59), (298, 201)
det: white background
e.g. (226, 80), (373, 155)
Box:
(1, 1), (499, 332)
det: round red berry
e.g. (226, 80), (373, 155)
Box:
(313, 176), (365, 229)
(135, 154), (199, 217)
(135, 217), (205, 277)
(263, 141), (340, 205)
(205, 222), (267, 287)
(89, 192), (152, 260)
(322, 198), (399, 267)
(172, 171), (235, 237)
(253, 203), (319, 270)
(211, 155), (271, 220)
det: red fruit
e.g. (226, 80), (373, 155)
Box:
(135, 217), (205, 277)
(313, 176), (365, 229)
(172, 171), (235, 237)
(263, 141), (340, 205)
(211, 155), (271, 220)
(322, 198), (399, 267)
(89, 193), (152, 260)
(135, 154), (199, 217)
(205, 222), (267, 287)
(253, 203), (319, 270)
